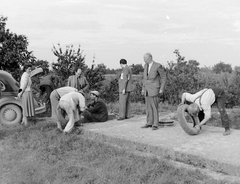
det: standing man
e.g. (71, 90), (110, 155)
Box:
(67, 68), (89, 93)
(81, 90), (108, 123)
(141, 53), (167, 130)
(56, 91), (86, 133)
(117, 59), (133, 120)
(181, 88), (231, 136)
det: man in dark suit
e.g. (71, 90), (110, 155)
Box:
(81, 91), (108, 123)
(67, 68), (89, 93)
(117, 59), (133, 120)
(141, 53), (167, 130)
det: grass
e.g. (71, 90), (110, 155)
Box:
(0, 102), (239, 183)
(0, 120), (237, 184)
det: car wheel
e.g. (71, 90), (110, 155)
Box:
(0, 104), (22, 126)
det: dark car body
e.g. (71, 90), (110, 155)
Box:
(0, 70), (46, 125)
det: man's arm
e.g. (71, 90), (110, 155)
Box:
(123, 67), (131, 94)
(157, 65), (167, 94)
(199, 106), (211, 126)
(87, 102), (102, 113)
(81, 77), (90, 92)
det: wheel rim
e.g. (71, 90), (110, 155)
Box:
(0, 104), (22, 125)
(3, 108), (17, 121)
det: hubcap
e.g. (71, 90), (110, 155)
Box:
(3, 108), (17, 122)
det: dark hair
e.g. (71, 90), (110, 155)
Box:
(23, 63), (32, 71)
(120, 59), (127, 64)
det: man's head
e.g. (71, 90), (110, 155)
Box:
(187, 103), (200, 116)
(75, 68), (82, 77)
(119, 59), (127, 68)
(143, 53), (153, 64)
(90, 90), (100, 100)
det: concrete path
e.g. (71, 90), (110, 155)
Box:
(81, 114), (240, 178)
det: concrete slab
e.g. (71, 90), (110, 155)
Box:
(81, 114), (240, 177)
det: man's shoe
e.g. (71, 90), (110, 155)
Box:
(152, 126), (158, 130)
(141, 124), (152, 128)
(223, 129), (231, 136)
(117, 117), (125, 121)
(125, 117), (130, 119)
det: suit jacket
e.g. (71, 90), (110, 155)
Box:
(67, 75), (89, 92)
(87, 98), (108, 122)
(142, 61), (166, 97)
(118, 65), (133, 92)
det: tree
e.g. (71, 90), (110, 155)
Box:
(212, 61), (232, 74)
(164, 49), (203, 104)
(51, 43), (87, 87)
(85, 63), (106, 91)
(131, 64), (144, 74)
(0, 15), (36, 80)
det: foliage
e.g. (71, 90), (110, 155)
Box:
(131, 63), (144, 74)
(85, 63), (106, 92)
(164, 49), (204, 104)
(212, 61), (232, 74)
(0, 15), (36, 80)
(51, 43), (87, 87)
(101, 78), (119, 103)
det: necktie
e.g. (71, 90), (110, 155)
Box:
(146, 64), (149, 76)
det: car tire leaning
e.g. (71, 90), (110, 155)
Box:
(0, 104), (22, 126)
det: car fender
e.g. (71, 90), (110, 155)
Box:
(0, 97), (22, 109)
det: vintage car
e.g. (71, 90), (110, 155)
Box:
(0, 70), (46, 126)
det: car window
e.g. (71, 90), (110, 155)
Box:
(0, 81), (6, 91)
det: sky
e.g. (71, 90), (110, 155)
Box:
(1, 0), (240, 69)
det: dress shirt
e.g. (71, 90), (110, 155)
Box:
(148, 62), (153, 74)
(56, 87), (77, 97)
(60, 91), (86, 112)
(185, 88), (215, 119)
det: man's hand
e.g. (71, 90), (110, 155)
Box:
(122, 89), (126, 95)
(141, 90), (144, 95)
(195, 124), (201, 132)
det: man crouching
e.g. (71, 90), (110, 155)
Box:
(56, 91), (86, 133)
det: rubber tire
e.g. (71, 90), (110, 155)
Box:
(0, 104), (22, 126)
(177, 104), (200, 135)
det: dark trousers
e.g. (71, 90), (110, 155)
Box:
(119, 92), (131, 118)
(145, 95), (159, 127)
(198, 90), (230, 129)
(40, 85), (53, 115)
(82, 110), (103, 123)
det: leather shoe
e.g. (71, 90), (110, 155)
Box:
(223, 129), (231, 136)
(141, 124), (152, 128)
(152, 126), (158, 130)
(117, 117), (125, 121)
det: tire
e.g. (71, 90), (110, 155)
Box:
(0, 104), (22, 126)
(177, 104), (200, 135)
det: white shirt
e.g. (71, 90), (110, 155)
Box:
(185, 88), (215, 119)
(60, 91), (86, 112)
(148, 62), (153, 74)
(20, 72), (32, 91)
(56, 86), (78, 97)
